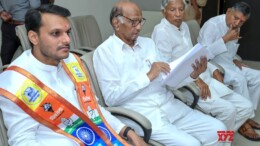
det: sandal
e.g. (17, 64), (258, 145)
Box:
(247, 119), (260, 130)
(238, 122), (260, 141)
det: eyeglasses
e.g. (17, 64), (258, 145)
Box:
(118, 15), (146, 27)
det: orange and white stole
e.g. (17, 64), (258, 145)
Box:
(0, 54), (129, 146)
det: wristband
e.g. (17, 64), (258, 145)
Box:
(123, 127), (133, 138)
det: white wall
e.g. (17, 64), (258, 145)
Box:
(55, 0), (162, 40)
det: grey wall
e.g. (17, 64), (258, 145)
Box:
(55, 0), (162, 40)
(132, 0), (161, 11)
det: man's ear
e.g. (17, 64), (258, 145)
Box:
(112, 17), (120, 31)
(162, 10), (166, 17)
(28, 30), (39, 46)
(226, 8), (232, 14)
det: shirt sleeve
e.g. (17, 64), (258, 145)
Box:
(93, 45), (150, 107)
(198, 22), (227, 59)
(0, 97), (42, 146)
(207, 62), (218, 74)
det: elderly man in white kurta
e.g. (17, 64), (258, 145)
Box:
(94, 1), (227, 146)
(198, 2), (260, 141)
(152, 0), (253, 140)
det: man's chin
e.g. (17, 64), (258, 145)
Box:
(59, 52), (70, 60)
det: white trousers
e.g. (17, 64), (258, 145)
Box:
(151, 109), (226, 146)
(190, 91), (253, 131)
(224, 66), (260, 110)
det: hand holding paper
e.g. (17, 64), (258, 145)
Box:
(162, 43), (209, 88)
(147, 62), (170, 81)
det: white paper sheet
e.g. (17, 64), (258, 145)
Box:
(162, 43), (208, 88)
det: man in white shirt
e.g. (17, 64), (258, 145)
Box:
(0, 4), (147, 146)
(152, 0), (256, 143)
(198, 1), (260, 141)
(94, 1), (227, 146)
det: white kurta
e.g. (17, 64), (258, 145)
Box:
(152, 18), (253, 132)
(0, 50), (125, 146)
(198, 14), (260, 109)
(93, 34), (226, 146)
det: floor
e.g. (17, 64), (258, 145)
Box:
(233, 103), (260, 146)
(233, 60), (260, 146)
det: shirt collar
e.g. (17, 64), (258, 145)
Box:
(112, 33), (141, 51)
(28, 50), (62, 72)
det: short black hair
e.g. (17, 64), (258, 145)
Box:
(25, 4), (71, 34)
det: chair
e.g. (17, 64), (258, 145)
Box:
(0, 109), (8, 146)
(185, 19), (201, 46)
(80, 51), (164, 146)
(69, 15), (102, 52)
(15, 25), (32, 50)
(0, 57), (8, 73)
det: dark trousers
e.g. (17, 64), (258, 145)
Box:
(1, 22), (21, 65)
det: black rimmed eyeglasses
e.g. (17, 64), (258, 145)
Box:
(118, 15), (146, 27)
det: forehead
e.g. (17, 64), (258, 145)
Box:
(40, 13), (70, 30)
(166, 0), (185, 8)
(122, 3), (142, 17)
(230, 10), (248, 21)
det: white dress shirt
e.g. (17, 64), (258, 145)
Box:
(0, 50), (125, 146)
(93, 34), (193, 130)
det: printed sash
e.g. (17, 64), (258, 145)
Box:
(0, 55), (129, 146)
(62, 54), (128, 146)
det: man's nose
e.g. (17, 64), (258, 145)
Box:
(135, 22), (142, 30)
(175, 10), (181, 16)
(63, 33), (71, 44)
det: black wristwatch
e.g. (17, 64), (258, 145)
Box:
(123, 127), (134, 139)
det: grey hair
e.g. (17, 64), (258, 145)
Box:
(161, 0), (187, 11)
(231, 2), (251, 18)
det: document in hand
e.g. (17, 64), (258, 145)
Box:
(162, 43), (208, 88)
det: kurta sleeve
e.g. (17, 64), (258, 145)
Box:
(198, 22), (227, 59)
(207, 62), (218, 74)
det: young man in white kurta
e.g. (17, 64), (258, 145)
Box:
(0, 51), (126, 146)
(152, 16), (253, 133)
(94, 1), (226, 146)
(198, 2), (260, 110)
